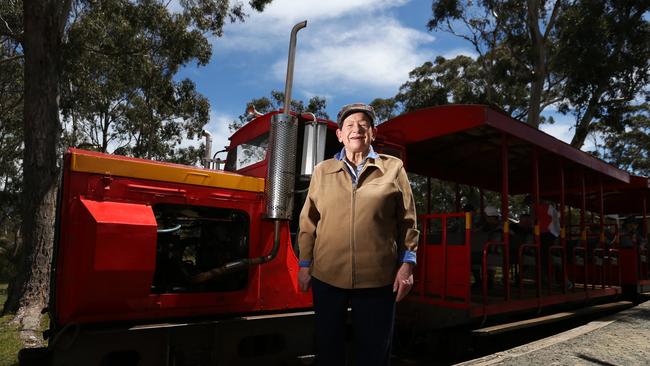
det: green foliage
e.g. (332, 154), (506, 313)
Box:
(422, 0), (650, 149)
(425, 1), (542, 121)
(0, 283), (20, 365)
(369, 98), (398, 124)
(229, 91), (330, 132)
(596, 102), (650, 175)
(0, 17), (23, 198)
(1, 0), (276, 165)
(554, 1), (650, 147)
(59, 0), (216, 164)
(0, 4), (23, 285)
(394, 54), (531, 117)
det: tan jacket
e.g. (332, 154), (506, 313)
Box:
(298, 154), (419, 289)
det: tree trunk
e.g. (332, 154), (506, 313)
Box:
(526, 0), (544, 129)
(3, 0), (66, 348)
(570, 89), (604, 149)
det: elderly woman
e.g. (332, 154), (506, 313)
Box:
(297, 103), (419, 366)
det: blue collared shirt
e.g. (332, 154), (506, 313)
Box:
(335, 146), (379, 186)
(299, 146), (417, 267)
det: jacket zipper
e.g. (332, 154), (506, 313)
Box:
(350, 161), (372, 288)
(351, 182), (357, 288)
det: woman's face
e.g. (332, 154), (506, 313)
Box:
(336, 112), (375, 154)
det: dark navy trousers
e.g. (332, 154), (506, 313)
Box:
(311, 277), (396, 366)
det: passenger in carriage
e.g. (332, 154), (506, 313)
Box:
(510, 214), (534, 277)
(511, 214), (534, 248)
(525, 196), (560, 283)
(471, 206), (502, 290)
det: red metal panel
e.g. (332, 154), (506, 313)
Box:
(412, 213), (471, 307)
(620, 248), (638, 285)
(56, 199), (158, 325)
(446, 245), (469, 300)
(377, 105), (486, 146)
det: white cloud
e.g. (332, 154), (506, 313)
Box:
(539, 111), (607, 153)
(208, 0), (436, 98)
(176, 110), (233, 160)
(273, 17), (434, 94)
(204, 110), (235, 152)
(261, 0), (409, 25)
(540, 122), (573, 144)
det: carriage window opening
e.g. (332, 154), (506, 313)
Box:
(425, 218), (442, 245)
(446, 217), (466, 245)
(151, 204), (249, 294)
(225, 133), (269, 171)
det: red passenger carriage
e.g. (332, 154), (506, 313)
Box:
(376, 105), (632, 328)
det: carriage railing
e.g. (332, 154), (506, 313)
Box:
(481, 241), (506, 305)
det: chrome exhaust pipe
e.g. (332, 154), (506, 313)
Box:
(202, 130), (213, 169)
(282, 21), (307, 114)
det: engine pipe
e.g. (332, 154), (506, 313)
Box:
(202, 130), (213, 169)
(192, 221), (282, 283)
(192, 21), (307, 283)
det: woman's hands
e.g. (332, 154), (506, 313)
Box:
(393, 262), (414, 302)
(299, 263), (413, 300)
(298, 267), (312, 292)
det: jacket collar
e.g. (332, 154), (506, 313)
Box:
(324, 146), (384, 174)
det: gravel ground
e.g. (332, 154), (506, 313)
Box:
(459, 300), (650, 366)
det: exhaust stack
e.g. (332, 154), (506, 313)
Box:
(265, 20), (307, 220)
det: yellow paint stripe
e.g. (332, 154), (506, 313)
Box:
(70, 151), (265, 193)
(465, 213), (472, 230)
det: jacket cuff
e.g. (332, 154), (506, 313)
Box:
(298, 260), (312, 268)
(399, 250), (417, 265)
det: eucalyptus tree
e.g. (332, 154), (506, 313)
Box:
(554, 1), (650, 148)
(369, 97), (399, 124)
(230, 91), (329, 132)
(0, 32), (23, 285)
(61, 1), (212, 161)
(423, 0), (649, 149)
(596, 102), (650, 176)
(427, 0), (559, 127)
(0, 0), (273, 347)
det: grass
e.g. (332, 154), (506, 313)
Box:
(0, 283), (20, 366)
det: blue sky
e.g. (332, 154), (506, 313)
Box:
(175, 0), (578, 152)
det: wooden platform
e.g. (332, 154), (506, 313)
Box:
(471, 301), (633, 336)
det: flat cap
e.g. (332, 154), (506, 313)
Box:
(336, 103), (376, 127)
